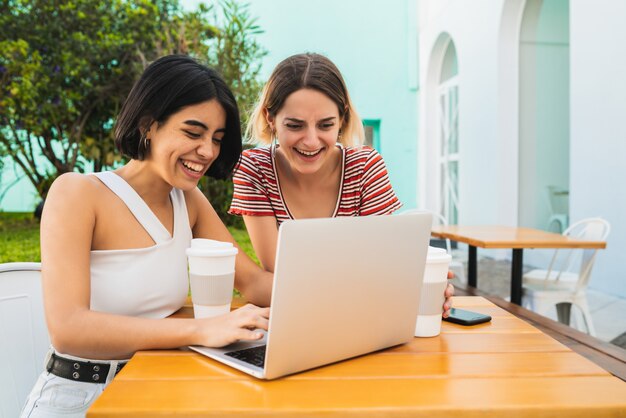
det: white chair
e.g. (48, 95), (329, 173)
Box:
(0, 262), (49, 418)
(522, 218), (610, 336)
(400, 209), (466, 283)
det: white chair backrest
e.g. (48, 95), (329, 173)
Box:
(547, 185), (569, 216)
(546, 218), (610, 291)
(0, 262), (49, 418)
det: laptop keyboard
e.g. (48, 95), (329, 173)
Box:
(224, 345), (266, 368)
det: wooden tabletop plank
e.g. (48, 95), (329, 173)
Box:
(390, 333), (569, 354)
(88, 376), (626, 418)
(456, 287), (626, 381)
(431, 225), (607, 249)
(118, 351), (608, 380)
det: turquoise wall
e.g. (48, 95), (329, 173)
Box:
(2, 0), (419, 211)
(0, 157), (39, 212)
(234, 0), (419, 208)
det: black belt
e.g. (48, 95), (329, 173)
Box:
(46, 352), (127, 384)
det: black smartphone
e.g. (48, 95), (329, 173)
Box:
(443, 308), (492, 325)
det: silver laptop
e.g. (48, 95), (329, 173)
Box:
(190, 213), (432, 379)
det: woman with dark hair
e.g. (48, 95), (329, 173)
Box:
(21, 55), (272, 417)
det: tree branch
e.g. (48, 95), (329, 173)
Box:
(38, 129), (62, 172)
(7, 122), (38, 177)
(0, 133), (41, 194)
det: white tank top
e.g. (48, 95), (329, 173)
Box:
(88, 172), (192, 318)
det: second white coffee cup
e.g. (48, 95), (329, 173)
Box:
(415, 246), (452, 337)
(186, 239), (238, 319)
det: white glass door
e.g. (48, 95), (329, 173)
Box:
(437, 76), (459, 224)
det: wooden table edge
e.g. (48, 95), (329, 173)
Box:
(455, 286), (626, 381)
(430, 231), (607, 249)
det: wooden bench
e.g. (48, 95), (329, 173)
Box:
(454, 285), (626, 381)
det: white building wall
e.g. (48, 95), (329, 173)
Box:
(518, 0), (570, 231)
(570, 0), (626, 296)
(245, 0), (421, 208)
(418, 1), (508, 225)
(419, 0), (625, 297)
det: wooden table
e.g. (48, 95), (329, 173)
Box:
(457, 286), (626, 381)
(87, 297), (626, 417)
(431, 225), (607, 305)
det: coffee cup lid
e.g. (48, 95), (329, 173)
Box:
(190, 238), (232, 248)
(186, 239), (238, 257)
(427, 246), (452, 263)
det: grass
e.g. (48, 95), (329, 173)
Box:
(0, 212), (42, 263)
(0, 212), (257, 264)
(229, 226), (259, 264)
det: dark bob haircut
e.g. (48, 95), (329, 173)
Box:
(114, 55), (242, 179)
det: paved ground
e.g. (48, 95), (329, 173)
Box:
(448, 252), (626, 349)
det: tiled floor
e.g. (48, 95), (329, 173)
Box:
(585, 289), (626, 344)
(448, 251), (626, 346)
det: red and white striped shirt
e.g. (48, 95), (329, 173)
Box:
(229, 145), (402, 226)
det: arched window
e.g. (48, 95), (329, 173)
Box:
(438, 40), (459, 224)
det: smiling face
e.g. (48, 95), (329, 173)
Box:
(267, 88), (342, 175)
(145, 99), (226, 190)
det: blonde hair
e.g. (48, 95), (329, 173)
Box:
(246, 53), (364, 147)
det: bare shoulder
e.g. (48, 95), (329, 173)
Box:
(44, 173), (110, 220)
(183, 187), (211, 213)
(183, 187), (216, 229)
(47, 172), (104, 202)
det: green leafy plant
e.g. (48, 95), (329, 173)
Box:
(211, 0), (266, 128)
(0, 0), (264, 225)
(1, 0), (163, 197)
(201, 0), (266, 227)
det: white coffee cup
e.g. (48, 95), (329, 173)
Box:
(415, 246), (452, 337)
(186, 239), (238, 318)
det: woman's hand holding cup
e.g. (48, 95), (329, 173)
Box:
(443, 270), (455, 319)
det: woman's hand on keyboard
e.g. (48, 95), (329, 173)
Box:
(193, 304), (270, 347)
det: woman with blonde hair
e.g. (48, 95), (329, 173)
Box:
(229, 53), (405, 271)
(229, 53), (453, 315)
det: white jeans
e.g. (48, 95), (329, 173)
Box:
(20, 349), (128, 418)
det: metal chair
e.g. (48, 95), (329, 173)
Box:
(522, 218), (610, 336)
(400, 209), (466, 283)
(0, 262), (49, 418)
